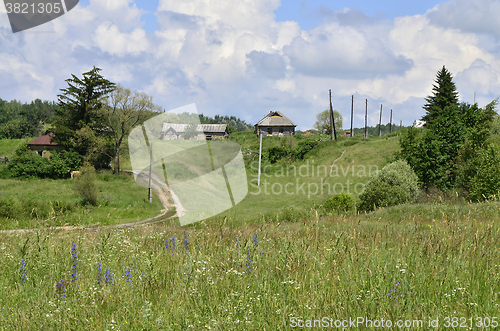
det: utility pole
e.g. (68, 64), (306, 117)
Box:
(350, 95), (353, 138)
(258, 131), (263, 186)
(364, 99), (368, 139)
(389, 109), (393, 134)
(329, 89), (337, 141)
(400, 120), (402, 129)
(148, 142), (153, 203)
(378, 104), (383, 137)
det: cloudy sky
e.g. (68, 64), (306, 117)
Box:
(0, 0), (499, 130)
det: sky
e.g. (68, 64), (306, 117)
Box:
(1, 0), (500, 131)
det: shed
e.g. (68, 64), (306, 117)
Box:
(254, 111), (296, 136)
(27, 134), (62, 156)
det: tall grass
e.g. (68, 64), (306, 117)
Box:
(1, 207), (499, 329)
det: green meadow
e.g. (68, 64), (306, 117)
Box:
(1, 132), (500, 330)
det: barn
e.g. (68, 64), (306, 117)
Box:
(160, 123), (229, 140)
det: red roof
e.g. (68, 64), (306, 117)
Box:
(27, 134), (58, 146)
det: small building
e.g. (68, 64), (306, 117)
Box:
(160, 123), (229, 140)
(254, 111), (297, 136)
(342, 131), (354, 138)
(27, 134), (62, 157)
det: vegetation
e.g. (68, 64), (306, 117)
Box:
(421, 65), (459, 126)
(397, 65), (499, 200)
(199, 113), (253, 132)
(314, 109), (342, 135)
(1, 209), (500, 329)
(74, 162), (99, 206)
(358, 160), (419, 212)
(323, 192), (356, 214)
(0, 98), (57, 139)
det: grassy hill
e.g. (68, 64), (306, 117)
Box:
(2, 132), (500, 329)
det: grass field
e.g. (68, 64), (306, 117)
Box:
(1, 206), (499, 330)
(1, 132), (500, 330)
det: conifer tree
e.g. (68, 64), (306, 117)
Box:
(422, 65), (459, 126)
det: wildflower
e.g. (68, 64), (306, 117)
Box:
(142, 273), (147, 286)
(56, 279), (65, 299)
(172, 237), (177, 252)
(71, 243), (77, 282)
(20, 258), (27, 286)
(164, 238), (169, 250)
(253, 234), (258, 248)
(105, 268), (113, 285)
(183, 232), (189, 252)
(246, 251), (251, 274)
(126, 268), (131, 283)
(97, 263), (102, 285)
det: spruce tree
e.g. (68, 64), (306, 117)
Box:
(422, 65), (459, 126)
(52, 67), (116, 166)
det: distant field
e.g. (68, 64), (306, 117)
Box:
(0, 171), (165, 230)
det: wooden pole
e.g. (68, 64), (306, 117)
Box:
(364, 99), (367, 139)
(329, 89), (337, 141)
(148, 142), (153, 203)
(350, 95), (353, 138)
(378, 104), (383, 137)
(400, 120), (402, 129)
(257, 131), (263, 186)
(389, 109), (393, 134)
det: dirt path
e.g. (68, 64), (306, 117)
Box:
(0, 187), (177, 234)
(330, 149), (347, 174)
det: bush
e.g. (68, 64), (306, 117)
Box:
(324, 193), (356, 215)
(358, 160), (419, 211)
(267, 146), (292, 163)
(7, 145), (51, 178)
(49, 151), (83, 178)
(467, 144), (500, 201)
(75, 162), (99, 206)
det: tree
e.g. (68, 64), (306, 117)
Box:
(314, 110), (342, 135)
(52, 67), (116, 166)
(422, 65), (459, 126)
(102, 85), (161, 174)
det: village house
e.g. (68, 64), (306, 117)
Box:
(160, 123), (229, 140)
(254, 111), (297, 136)
(27, 134), (62, 157)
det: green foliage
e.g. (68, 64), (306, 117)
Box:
(75, 163), (100, 206)
(7, 145), (51, 178)
(467, 144), (500, 201)
(323, 193), (356, 214)
(199, 113), (252, 131)
(359, 160), (419, 211)
(48, 151), (83, 178)
(52, 66), (116, 167)
(422, 65), (459, 126)
(314, 109), (342, 135)
(267, 145), (292, 163)
(294, 140), (320, 160)
(7, 145), (83, 179)
(0, 98), (57, 139)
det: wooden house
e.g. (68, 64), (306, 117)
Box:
(254, 111), (296, 136)
(160, 123), (229, 140)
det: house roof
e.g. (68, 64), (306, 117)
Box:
(27, 134), (58, 146)
(255, 111), (296, 127)
(162, 123), (228, 134)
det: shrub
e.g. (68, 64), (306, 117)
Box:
(49, 151), (83, 178)
(358, 160), (419, 211)
(7, 145), (51, 178)
(294, 140), (319, 160)
(324, 193), (356, 215)
(467, 144), (500, 201)
(267, 146), (292, 163)
(75, 162), (99, 206)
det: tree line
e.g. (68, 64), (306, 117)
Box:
(397, 65), (500, 201)
(0, 99), (57, 139)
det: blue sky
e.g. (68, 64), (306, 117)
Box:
(0, 0), (499, 130)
